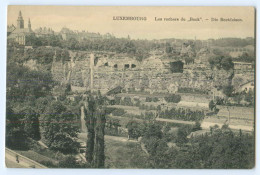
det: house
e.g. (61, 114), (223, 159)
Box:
(187, 130), (211, 139)
(239, 81), (254, 93)
(60, 27), (103, 41)
(34, 27), (55, 37)
(233, 61), (253, 72)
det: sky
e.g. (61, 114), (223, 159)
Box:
(7, 6), (255, 40)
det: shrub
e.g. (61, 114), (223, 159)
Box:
(164, 94), (181, 103)
(39, 160), (58, 168)
(146, 97), (153, 102)
(159, 107), (204, 121)
(153, 97), (159, 102)
(111, 108), (126, 116)
(114, 97), (121, 105)
(58, 155), (90, 168)
(121, 97), (133, 106)
(222, 85), (234, 97)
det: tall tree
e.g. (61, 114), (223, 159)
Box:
(84, 93), (107, 168)
(19, 107), (41, 141)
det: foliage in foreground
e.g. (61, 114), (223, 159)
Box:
(142, 123), (255, 169)
(41, 101), (80, 154)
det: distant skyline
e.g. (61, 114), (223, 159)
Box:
(8, 6), (255, 40)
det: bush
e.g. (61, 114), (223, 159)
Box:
(111, 108), (126, 116)
(153, 97), (159, 102)
(146, 97), (153, 102)
(222, 85), (234, 97)
(121, 97), (133, 106)
(164, 94), (181, 103)
(178, 87), (208, 94)
(209, 55), (234, 71)
(159, 107), (204, 121)
(6, 107), (30, 150)
(58, 155), (90, 168)
(114, 97), (121, 105)
(145, 111), (155, 119)
(135, 100), (141, 107)
(39, 160), (58, 168)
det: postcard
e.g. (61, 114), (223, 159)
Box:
(6, 6), (255, 168)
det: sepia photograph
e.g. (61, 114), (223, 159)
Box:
(5, 6), (255, 169)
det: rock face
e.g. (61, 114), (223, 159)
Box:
(50, 50), (235, 94)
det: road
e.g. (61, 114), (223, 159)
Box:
(5, 148), (47, 168)
(155, 117), (195, 125)
(78, 133), (138, 143)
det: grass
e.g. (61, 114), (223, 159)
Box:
(105, 139), (149, 168)
(78, 132), (149, 168)
(107, 115), (146, 127)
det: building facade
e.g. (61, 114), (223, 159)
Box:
(7, 11), (34, 45)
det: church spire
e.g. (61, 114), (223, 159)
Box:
(17, 10), (24, 29)
(28, 18), (31, 31)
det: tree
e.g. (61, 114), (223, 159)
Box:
(6, 106), (29, 150)
(176, 125), (192, 146)
(205, 127), (254, 168)
(106, 119), (121, 135)
(222, 85), (234, 97)
(19, 107), (41, 140)
(221, 57), (234, 71)
(65, 83), (72, 93)
(244, 89), (254, 105)
(164, 94), (181, 103)
(84, 93), (107, 168)
(233, 93), (243, 105)
(7, 62), (54, 102)
(42, 101), (80, 154)
(35, 97), (53, 114)
(192, 121), (202, 132)
(208, 55), (234, 71)
(126, 120), (142, 140)
(165, 42), (172, 54)
(26, 35), (43, 46)
(58, 155), (90, 168)
(209, 100), (216, 111)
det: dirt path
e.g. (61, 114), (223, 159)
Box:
(156, 117), (195, 125)
(78, 133), (138, 143)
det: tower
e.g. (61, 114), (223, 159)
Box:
(28, 18), (31, 31)
(90, 53), (95, 92)
(17, 11), (24, 29)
